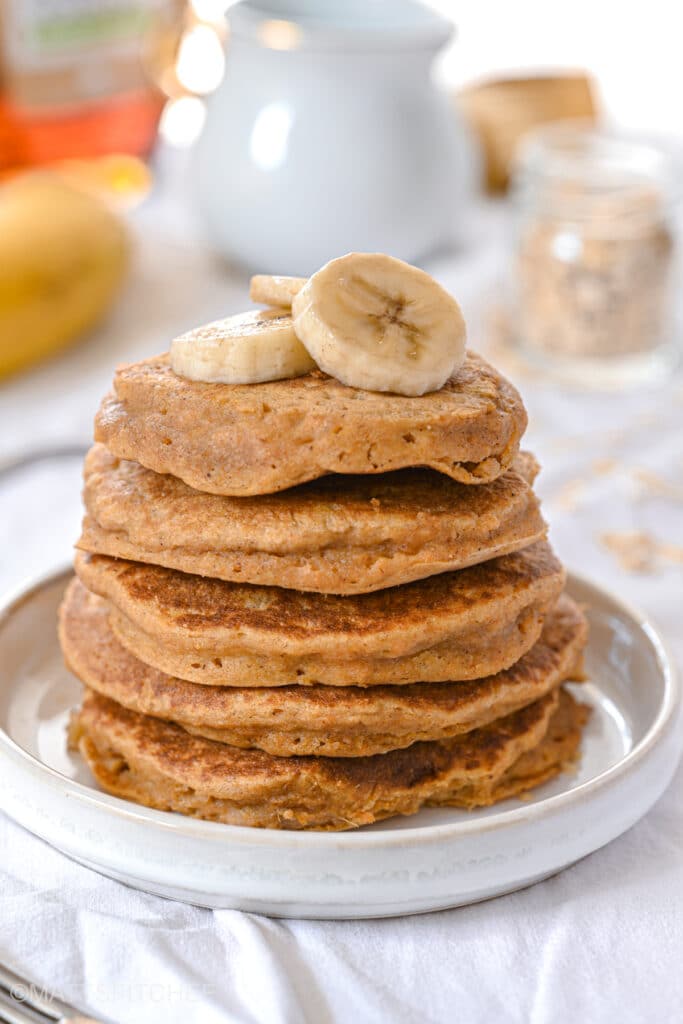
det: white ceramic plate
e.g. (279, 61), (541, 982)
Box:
(0, 567), (680, 919)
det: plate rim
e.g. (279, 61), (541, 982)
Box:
(0, 563), (679, 851)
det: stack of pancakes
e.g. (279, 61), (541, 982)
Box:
(62, 350), (590, 830)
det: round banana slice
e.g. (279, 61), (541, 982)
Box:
(249, 274), (307, 308)
(170, 309), (316, 385)
(292, 253), (466, 396)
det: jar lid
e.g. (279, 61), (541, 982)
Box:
(228, 0), (453, 51)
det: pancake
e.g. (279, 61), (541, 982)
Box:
(78, 445), (546, 595)
(69, 687), (589, 830)
(60, 580), (588, 757)
(73, 541), (565, 687)
(94, 350), (527, 496)
(108, 603), (549, 689)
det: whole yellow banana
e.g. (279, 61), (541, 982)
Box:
(0, 172), (130, 380)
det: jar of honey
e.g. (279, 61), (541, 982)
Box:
(0, 0), (184, 172)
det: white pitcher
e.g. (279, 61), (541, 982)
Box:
(194, 0), (475, 275)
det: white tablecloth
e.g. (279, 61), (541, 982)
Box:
(1, 189), (682, 1024)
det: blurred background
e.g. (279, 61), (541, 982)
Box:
(0, 0), (681, 634)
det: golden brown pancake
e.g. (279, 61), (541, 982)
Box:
(60, 579), (587, 756)
(73, 541), (565, 687)
(69, 688), (589, 830)
(94, 350), (527, 496)
(109, 602), (548, 689)
(78, 445), (546, 594)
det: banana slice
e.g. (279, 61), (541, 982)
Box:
(292, 253), (466, 396)
(170, 309), (316, 385)
(250, 275), (307, 308)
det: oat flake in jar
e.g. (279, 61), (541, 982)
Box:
(510, 126), (681, 387)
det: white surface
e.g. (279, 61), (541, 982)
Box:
(0, 186), (682, 1019)
(2, 569), (678, 921)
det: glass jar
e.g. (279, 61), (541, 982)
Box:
(0, 0), (186, 172)
(509, 125), (681, 387)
